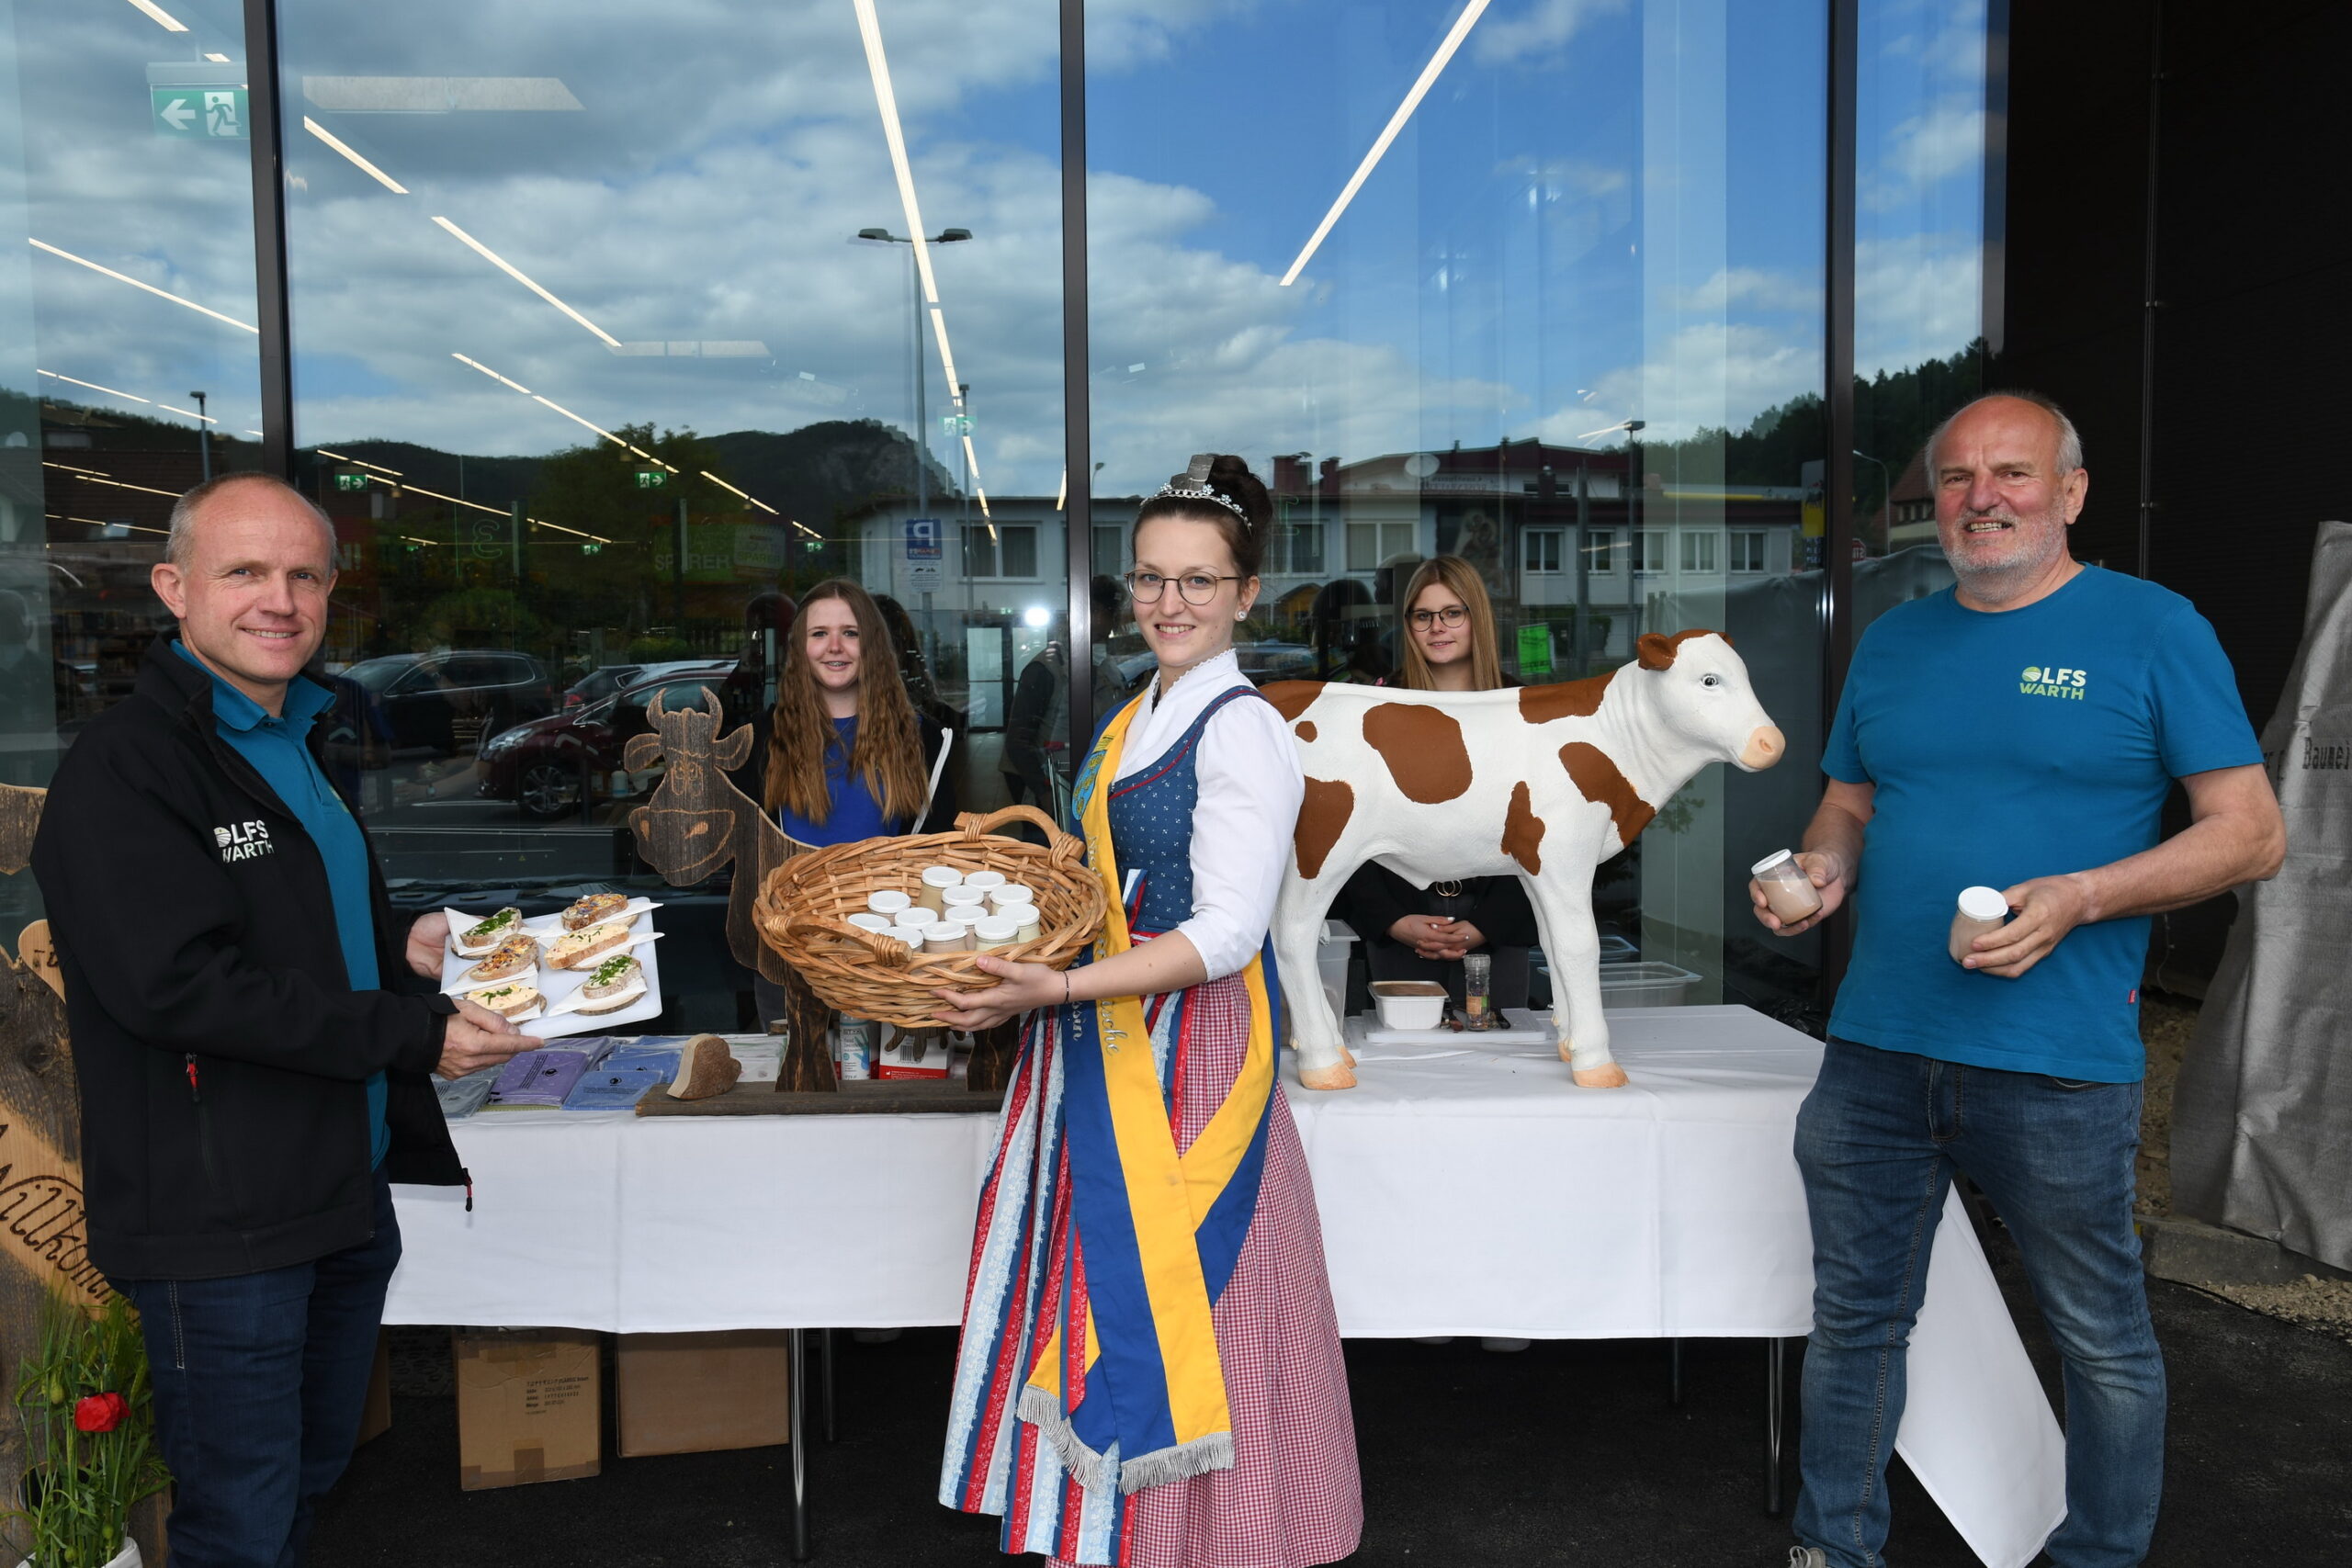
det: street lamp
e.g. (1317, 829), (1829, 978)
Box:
(1853, 448), (1893, 554)
(189, 390), (210, 481)
(853, 227), (972, 523)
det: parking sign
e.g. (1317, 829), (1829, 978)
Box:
(904, 517), (942, 560)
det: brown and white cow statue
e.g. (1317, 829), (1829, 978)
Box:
(1263, 629), (1782, 1090)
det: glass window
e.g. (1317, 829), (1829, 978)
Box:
(1679, 531), (1720, 574)
(1093, 523), (1126, 577)
(2, 0), (266, 818)
(272, 0), (1062, 1029)
(966, 523), (1040, 580)
(1089, 0), (1828, 1012)
(1730, 529), (1769, 572)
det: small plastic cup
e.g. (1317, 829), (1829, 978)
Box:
(1751, 850), (1824, 924)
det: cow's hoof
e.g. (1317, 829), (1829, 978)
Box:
(1340, 1043), (1358, 1067)
(1572, 1062), (1630, 1089)
(1298, 1061), (1358, 1090)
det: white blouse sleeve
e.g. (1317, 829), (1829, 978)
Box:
(1173, 692), (1304, 980)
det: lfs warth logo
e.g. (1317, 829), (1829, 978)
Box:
(2019, 664), (2089, 701)
(214, 820), (274, 862)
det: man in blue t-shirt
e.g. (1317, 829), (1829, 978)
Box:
(1755, 394), (2284, 1568)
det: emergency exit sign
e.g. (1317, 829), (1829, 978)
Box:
(634, 468), (668, 490)
(152, 86), (247, 140)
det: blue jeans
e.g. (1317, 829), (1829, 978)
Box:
(116, 1175), (401, 1568)
(1792, 1040), (2163, 1568)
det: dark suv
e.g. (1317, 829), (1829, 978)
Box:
(342, 649), (560, 760)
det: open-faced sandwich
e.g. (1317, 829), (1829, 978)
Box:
(463, 933), (540, 985)
(574, 953), (645, 1015)
(548, 919), (633, 971)
(560, 892), (633, 931)
(469, 982), (543, 1021)
(453, 907), (523, 957)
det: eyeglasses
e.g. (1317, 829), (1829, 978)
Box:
(1124, 570), (1238, 606)
(1409, 604), (1469, 630)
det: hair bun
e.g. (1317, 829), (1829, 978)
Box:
(1204, 454), (1271, 534)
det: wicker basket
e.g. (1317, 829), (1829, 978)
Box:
(753, 804), (1107, 1028)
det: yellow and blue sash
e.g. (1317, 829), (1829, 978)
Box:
(1014, 690), (1280, 1494)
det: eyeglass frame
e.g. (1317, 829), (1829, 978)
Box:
(1123, 569), (1242, 606)
(1408, 604), (1470, 630)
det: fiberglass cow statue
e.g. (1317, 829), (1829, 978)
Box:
(1263, 629), (1782, 1090)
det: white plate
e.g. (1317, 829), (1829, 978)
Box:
(438, 909), (665, 1040)
(522, 897), (662, 938)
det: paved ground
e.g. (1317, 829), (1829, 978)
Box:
(313, 1228), (2352, 1568)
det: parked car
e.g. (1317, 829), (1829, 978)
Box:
(477, 664), (755, 819)
(561, 659), (734, 709)
(343, 649), (560, 759)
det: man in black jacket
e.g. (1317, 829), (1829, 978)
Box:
(31, 472), (524, 1567)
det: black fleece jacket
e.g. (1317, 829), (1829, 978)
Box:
(31, 636), (465, 1282)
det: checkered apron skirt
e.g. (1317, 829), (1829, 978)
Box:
(940, 971), (1363, 1567)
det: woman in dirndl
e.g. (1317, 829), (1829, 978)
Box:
(933, 456), (1363, 1568)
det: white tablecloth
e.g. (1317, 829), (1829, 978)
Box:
(388, 1006), (2064, 1567)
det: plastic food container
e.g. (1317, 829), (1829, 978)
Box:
(916, 864), (962, 917)
(922, 922), (969, 954)
(972, 916), (1019, 953)
(882, 923), (932, 950)
(1751, 849), (1824, 923)
(941, 886), (989, 908)
(866, 889), (913, 920)
(961, 869), (1007, 892)
(1370, 980), (1448, 1032)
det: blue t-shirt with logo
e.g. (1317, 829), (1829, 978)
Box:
(1823, 566), (2261, 1081)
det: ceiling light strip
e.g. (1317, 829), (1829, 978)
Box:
(302, 118), (410, 195)
(698, 470), (781, 515)
(37, 368), (148, 404)
(451, 352), (533, 396)
(121, 0), (187, 32)
(314, 447), (404, 477)
(960, 434), (991, 524)
(431, 217), (621, 348)
(930, 307), (962, 400)
(28, 239), (259, 333)
(74, 473), (180, 499)
(852, 0), (939, 306)
(1279, 0), (1490, 287)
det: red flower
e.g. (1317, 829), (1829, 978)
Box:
(73, 1392), (128, 1433)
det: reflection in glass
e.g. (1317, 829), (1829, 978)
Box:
(1089, 0), (1828, 1013)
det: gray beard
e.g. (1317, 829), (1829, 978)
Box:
(1949, 518), (2069, 605)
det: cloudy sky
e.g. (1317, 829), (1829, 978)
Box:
(5, 0), (1989, 498)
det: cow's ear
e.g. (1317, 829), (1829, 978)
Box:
(712, 723), (754, 771)
(1637, 632), (1678, 671)
(623, 733), (663, 774)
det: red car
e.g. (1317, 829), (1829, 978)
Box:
(477, 663), (750, 819)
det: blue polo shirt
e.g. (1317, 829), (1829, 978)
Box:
(1823, 567), (2262, 1081)
(175, 641), (389, 1166)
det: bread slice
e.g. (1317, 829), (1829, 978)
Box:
(547, 920), (632, 971)
(469, 982), (543, 1021)
(668, 1033), (741, 1100)
(464, 934), (540, 984)
(455, 907), (523, 956)
(561, 892), (632, 932)
(574, 954), (644, 1014)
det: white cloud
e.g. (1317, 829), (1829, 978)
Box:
(1471, 0), (1630, 67)
(1538, 319), (1820, 446)
(1676, 266), (1822, 315)
(1855, 233), (1980, 376)
(1868, 96), (1984, 207)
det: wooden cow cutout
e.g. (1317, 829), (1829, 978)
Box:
(1264, 631), (1783, 1090)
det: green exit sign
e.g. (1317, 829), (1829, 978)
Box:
(152, 86), (248, 141)
(634, 468), (667, 490)
(333, 469), (368, 492)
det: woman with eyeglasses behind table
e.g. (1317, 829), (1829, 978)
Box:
(1332, 555), (1540, 1018)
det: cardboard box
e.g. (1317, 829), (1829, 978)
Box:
(616, 1330), (793, 1457)
(453, 1327), (602, 1490)
(354, 1330), (391, 1447)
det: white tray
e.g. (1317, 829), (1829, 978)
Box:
(1346, 1007), (1554, 1047)
(440, 906), (666, 1040)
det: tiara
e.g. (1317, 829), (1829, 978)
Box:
(1149, 481), (1248, 523)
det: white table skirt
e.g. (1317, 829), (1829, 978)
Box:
(388, 1005), (2064, 1567)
